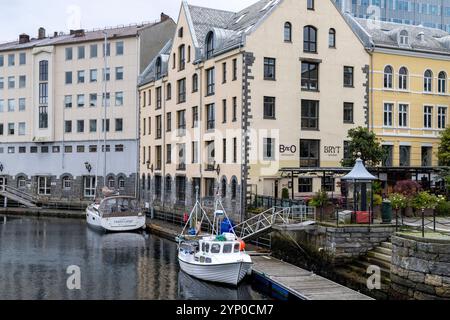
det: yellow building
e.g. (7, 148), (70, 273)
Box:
(348, 17), (450, 186)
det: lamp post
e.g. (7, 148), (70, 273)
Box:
(85, 162), (92, 174)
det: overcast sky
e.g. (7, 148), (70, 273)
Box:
(0, 0), (257, 42)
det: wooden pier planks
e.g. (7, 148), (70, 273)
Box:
(251, 256), (373, 300)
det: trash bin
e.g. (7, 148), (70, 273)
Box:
(381, 200), (392, 224)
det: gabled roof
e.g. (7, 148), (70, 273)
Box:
(138, 40), (173, 86)
(347, 15), (450, 55)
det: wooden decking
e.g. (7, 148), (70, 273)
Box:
(252, 256), (373, 300)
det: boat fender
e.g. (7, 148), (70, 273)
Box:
(240, 240), (246, 251)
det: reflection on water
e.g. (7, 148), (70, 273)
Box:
(0, 215), (267, 300)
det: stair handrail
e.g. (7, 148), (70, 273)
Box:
(1, 186), (39, 204)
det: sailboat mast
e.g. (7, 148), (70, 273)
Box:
(103, 31), (108, 187)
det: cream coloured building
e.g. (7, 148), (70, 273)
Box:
(139, 0), (370, 220)
(0, 16), (175, 203)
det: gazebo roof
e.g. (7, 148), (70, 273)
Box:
(341, 158), (377, 182)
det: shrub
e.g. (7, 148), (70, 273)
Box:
(282, 188), (290, 200)
(436, 201), (450, 216)
(394, 180), (422, 199)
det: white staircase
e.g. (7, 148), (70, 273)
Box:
(0, 186), (39, 208)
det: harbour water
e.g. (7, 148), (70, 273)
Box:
(0, 215), (267, 300)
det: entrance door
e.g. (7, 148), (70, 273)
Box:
(37, 176), (51, 196)
(84, 176), (96, 198)
(0, 177), (7, 190)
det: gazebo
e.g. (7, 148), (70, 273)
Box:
(341, 157), (378, 224)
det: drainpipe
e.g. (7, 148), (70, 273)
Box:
(197, 62), (203, 204)
(368, 46), (375, 132)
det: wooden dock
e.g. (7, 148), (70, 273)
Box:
(252, 256), (373, 300)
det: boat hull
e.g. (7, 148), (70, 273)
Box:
(86, 209), (146, 232)
(178, 257), (252, 286)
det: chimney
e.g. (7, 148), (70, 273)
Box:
(53, 31), (58, 38)
(38, 27), (46, 40)
(161, 12), (170, 22)
(70, 29), (85, 37)
(19, 34), (30, 44)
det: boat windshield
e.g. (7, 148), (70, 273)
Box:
(223, 244), (233, 254)
(211, 243), (221, 254)
(99, 198), (139, 216)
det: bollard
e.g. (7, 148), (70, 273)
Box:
(422, 208), (425, 238)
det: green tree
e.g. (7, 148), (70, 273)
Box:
(438, 127), (450, 166)
(341, 127), (386, 167)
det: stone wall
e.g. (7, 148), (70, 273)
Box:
(272, 224), (395, 265)
(391, 235), (450, 300)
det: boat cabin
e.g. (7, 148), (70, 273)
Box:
(97, 197), (140, 217)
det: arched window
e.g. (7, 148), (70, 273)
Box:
(303, 26), (317, 53)
(147, 174), (151, 191)
(221, 178), (227, 199)
(399, 67), (408, 90)
(62, 176), (72, 190)
(328, 28), (336, 48)
(108, 176), (115, 189)
(192, 74), (199, 92)
(17, 176), (27, 189)
(438, 71), (447, 94)
(399, 30), (409, 45)
(118, 176), (125, 190)
(231, 178), (238, 200)
(178, 44), (185, 70)
(155, 57), (162, 79)
(384, 66), (393, 89)
(284, 22), (292, 42)
(424, 69), (433, 92)
(142, 174), (146, 191)
(187, 45), (191, 62)
(166, 83), (172, 100)
(165, 175), (172, 195)
(206, 32), (214, 59)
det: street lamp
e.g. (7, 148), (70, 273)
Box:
(85, 162), (92, 173)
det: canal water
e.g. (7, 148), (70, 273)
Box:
(0, 215), (267, 300)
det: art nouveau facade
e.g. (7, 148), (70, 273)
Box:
(0, 16), (175, 203)
(347, 16), (450, 186)
(139, 0), (370, 219)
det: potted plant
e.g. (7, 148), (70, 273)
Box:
(309, 191), (330, 221)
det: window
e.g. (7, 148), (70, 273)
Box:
(384, 103), (393, 127)
(398, 104), (409, 128)
(383, 145), (394, 167)
(300, 139), (320, 167)
(438, 107), (447, 129)
(233, 138), (237, 163)
(115, 92), (123, 106)
(264, 58), (276, 80)
(166, 83), (172, 100)
(19, 75), (26, 88)
(116, 41), (124, 55)
(18, 122), (25, 136)
(207, 104), (215, 130)
(176, 177), (186, 202)
(301, 100), (319, 130)
(206, 32), (214, 59)
(19, 98), (26, 111)
(422, 147), (432, 167)
(231, 179), (237, 200)
(424, 70), (433, 92)
(399, 67), (408, 90)
(77, 70), (85, 83)
(77, 145), (85, 153)
(102, 119), (110, 132)
(298, 178), (313, 193)
(222, 62), (227, 83)
(65, 48), (73, 60)
(177, 110), (186, 134)
(115, 118), (123, 132)
(424, 106), (433, 128)
(103, 68), (110, 81)
(103, 42), (111, 57)
(232, 97), (237, 122)
(303, 26), (317, 53)
(301, 62), (319, 91)
(222, 100), (227, 123)
(192, 142), (199, 164)
(78, 46), (85, 59)
(166, 145), (172, 164)
(206, 68), (215, 95)
(384, 66), (393, 89)
(322, 176), (335, 192)
(192, 106), (199, 128)
(399, 30), (409, 45)
(77, 120), (84, 133)
(223, 139), (227, 163)
(284, 22), (292, 42)
(343, 102), (354, 124)
(90, 119), (97, 132)
(65, 72), (72, 84)
(221, 179), (227, 198)
(264, 96), (276, 119)
(165, 175), (172, 195)
(19, 52), (26, 65)
(17, 177), (27, 188)
(77, 94), (85, 108)
(438, 71), (447, 94)
(178, 78), (186, 103)
(8, 99), (14, 112)
(155, 58), (162, 79)
(192, 74), (198, 92)
(307, 0), (314, 10)
(8, 76), (14, 89)
(156, 87), (162, 109)
(89, 94), (97, 107)
(167, 112), (172, 132)
(263, 138), (275, 160)
(115, 67), (124, 80)
(156, 116), (162, 139)
(84, 177), (96, 198)
(38, 177), (51, 196)
(90, 69), (98, 82)
(65, 121), (72, 133)
(343, 66), (354, 87)
(90, 44), (98, 58)
(65, 96), (73, 108)
(329, 28), (336, 48)
(178, 45), (185, 71)
(399, 146), (411, 167)
(232, 59), (238, 80)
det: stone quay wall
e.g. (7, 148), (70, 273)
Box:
(391, 235), (450, 300)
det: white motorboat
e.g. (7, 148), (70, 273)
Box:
(177, 193), (252, 286)
(86, 196), (146, 232)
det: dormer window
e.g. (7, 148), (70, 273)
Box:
(399, 30), (409, 45)
(206, 32), (214, 59)
(155, 57), (162, 79)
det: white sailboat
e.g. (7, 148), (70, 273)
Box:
(85, 32), (144, 233)
(177, 190), (252, 286)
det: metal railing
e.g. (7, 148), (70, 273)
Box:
(249, 195), (306, 210)
(395, 209), (450, 238)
